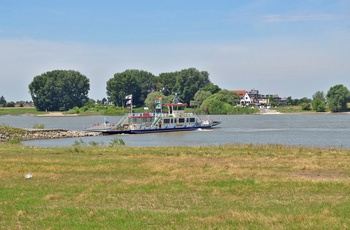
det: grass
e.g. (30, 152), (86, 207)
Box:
(0, 107), (46, 116)
(1, 144), (350, 229)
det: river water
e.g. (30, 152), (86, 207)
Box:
(1, 113), (349, 149)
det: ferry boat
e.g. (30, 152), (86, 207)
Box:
(86, 94), (221, 134)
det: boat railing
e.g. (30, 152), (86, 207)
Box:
(116, 114), (129, 127)
(151, 114), (162, 126)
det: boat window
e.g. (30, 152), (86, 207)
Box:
(164, 119), (170, 124)
(179, 118), (185, 123)
(190, 118), (195, 122)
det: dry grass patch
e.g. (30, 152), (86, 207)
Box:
(1, 143), (350, 229)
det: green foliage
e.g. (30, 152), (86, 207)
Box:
(103, 105), (128, 116)
(28, 70), (90, 111)
(190, 90), (212, 108)
(106, 68), (213, 108)
(109, 137), (125, 146)
(326, 84), (350, 112)
(106, 69), (154, 107)
(300, 102), (312, 111)
(0, 107), (45, 116)
(32, 123), (45, 129)
(228, 106), (259, 114)
(89, 141), (104, 146)
(313, 91), (326, 102)
(297, 97), (312, 105)
(312, 98), (326, 112)
(173, 68), (211, 104)
(6, 101), (15, 107)
(200, 83), (221, 94)
(73, 138), (85, 146)
(199, 90), (240, 114)
(144, 91), (164, 111)
(7, 137), (22, 144)
(0, 95), (6, 106)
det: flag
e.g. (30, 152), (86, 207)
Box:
(125, 94), (132, 99)
(126, 100), (132, 105)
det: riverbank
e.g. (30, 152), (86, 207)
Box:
(0, 126), (101, 142)
(35, 112), (78, 117)
(1, 144), (349, 229)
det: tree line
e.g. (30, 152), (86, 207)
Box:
(2, 68), (349, 114)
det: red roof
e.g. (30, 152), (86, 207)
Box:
(233, 90), (247, 96)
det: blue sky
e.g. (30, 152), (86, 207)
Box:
(1, 0), (350, 101)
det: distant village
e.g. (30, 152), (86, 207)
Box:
(234, 89), (288, 106)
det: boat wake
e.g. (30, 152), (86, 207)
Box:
(197, 128), (212, 132)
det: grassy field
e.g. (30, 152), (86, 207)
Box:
(1, 143), (350, 229)
(0, 107), (46, 116)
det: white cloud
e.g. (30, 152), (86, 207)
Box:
(263, 13), (349, 23)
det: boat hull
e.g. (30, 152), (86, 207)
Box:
(130, 125), (212, 134)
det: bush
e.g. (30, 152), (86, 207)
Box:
(300, 102), (311, 111)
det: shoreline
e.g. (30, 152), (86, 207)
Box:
(0, 128), (101, 142)
(36, 112), (78, 117)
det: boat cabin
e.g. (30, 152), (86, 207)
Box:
(164, 103), (187, 118)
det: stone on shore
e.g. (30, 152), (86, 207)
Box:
(0, 129), (101, 142)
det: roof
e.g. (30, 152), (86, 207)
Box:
(233, 90), (247, 96)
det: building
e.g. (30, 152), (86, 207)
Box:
(234, 89), (288, 106)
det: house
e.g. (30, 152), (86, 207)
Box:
(233, 90), (252, 105)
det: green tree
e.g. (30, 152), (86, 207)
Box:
(29, 70), (90, 111)
(208, 100), (232, 114)
(312, 98), (326, 112)
(300, 102), (311, 111)
(312, 91), (326, 112)
(158, 68), (211, 104)
(106, 70), (141, 107)
(313, 91), (326, 102)
(106, 70), (155, 107)
(298, 97), (312, 105)
(268, 96), (277, 107)
(200, 83), (221, 94)
(190, 90), (212, 108)
(0, 96), (6, 106)
(216, 90), (240, 106)
(326, 84), (350, 112)
(144, 91), (164, 111)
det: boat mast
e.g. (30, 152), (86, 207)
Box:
(125, 94), (132, 114)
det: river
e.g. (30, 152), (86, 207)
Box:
(1, 113), (349, 148)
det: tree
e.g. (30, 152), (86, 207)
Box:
(199, 90), (240, 114)
(29, 70), (90, 111)
(144, 91), (165, 111)
(312, 98), (326, 112)
(158, 68), (211, 105)
(190, 90), (212, 108)
(313, 91), (326, 102)
(106, 70), (155, 107)
(326, 84), (350, 112)
(300, 102), (311, 111)
(312, 91), (326, 112)
(0, 96), (6, 106)
(200, 83), (221, 94)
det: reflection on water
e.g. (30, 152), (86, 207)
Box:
(1, 113), (349, 149)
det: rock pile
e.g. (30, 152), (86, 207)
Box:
(0, 129), (101, 142)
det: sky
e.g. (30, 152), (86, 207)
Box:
(1, 0), (350, 102)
